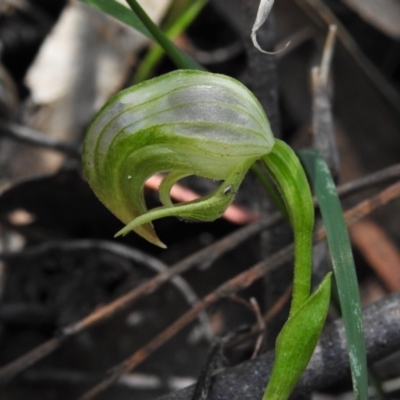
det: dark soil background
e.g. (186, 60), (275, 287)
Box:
(1, 0), (400, 399)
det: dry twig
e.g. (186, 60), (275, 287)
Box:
(1, 174), (400, 386)
(77, 180), (400, 400)
(224, 285), (292, 352)
(350, 219), (400, 292)
(159, 290), (400, 400)
(249, 298), (265, 359)
(0, 120), (81, 159)
(0, 215), (280, 384)
(312, 24), (339, 176)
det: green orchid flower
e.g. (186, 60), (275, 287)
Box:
(82, 69), (331, 400)
(83, 69), (273, 247)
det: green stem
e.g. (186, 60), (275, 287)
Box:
(134, 0), (207, 83)
(126, 0), (205, 71)
(261, 141), (330, 400)
(262, 139), (314, 315)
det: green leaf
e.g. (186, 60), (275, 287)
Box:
(80, 0), (154, 39)
(299, 149), (368, 400)
(79, 0), (204, 71)
(134, 0), (207, 83)
(263, 273), (332, 400)
(125, 0), (204, 70)
(162, 0), (196, 29)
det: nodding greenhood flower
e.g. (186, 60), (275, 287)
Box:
(83, 69), (332, 400)
(83, 70), (274, 248)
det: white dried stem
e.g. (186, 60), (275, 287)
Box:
(251, 0), (289, 55)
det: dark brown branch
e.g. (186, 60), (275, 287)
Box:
(1, 240), (212, 339)
(78, 247), (292, 400)
(0, 170), (399, 385)
(158, 290), (400, 400)
(241, 0), (280, 135)
(0, 216), (280, 384)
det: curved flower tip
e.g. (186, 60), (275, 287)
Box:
(114, 160), (252, 241)
(82, 70), (274, 246)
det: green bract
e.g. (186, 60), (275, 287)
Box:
(83, 69), (331, 400)
(83, 69), (274, 247)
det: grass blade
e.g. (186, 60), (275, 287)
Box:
(125, 0), (204, 70)
(80, 0), (204, 71)
(80, 0), (154, 38)
(299, 149), (368, 400)
(134, 0), (207, 83)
